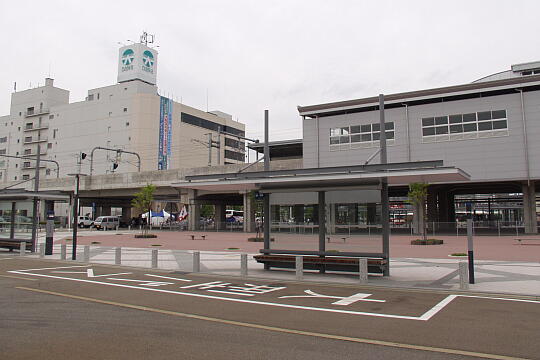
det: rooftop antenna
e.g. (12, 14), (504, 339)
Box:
(140, 31), (155, 46)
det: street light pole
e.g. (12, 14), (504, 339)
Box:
(68, 168), (87, 260)
(71, 174), (80, 260)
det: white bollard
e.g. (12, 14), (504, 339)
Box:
(459, 262), (469, 290)
(359, 258), (368, 284)
(60, 244), (66, 260)
(83, 245), (90, 263)
(295, 256), (303, 280)
(193, 251), (200, 272)
(39, 243), (45, 258)
(115, 247), (122, 265)
(241, 253), (248, 277)
(151, 249), (158, 268)
(19, 242), (26, 256)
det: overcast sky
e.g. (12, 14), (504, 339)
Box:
(1, 0), (539, 141)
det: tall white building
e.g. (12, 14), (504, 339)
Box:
(0, 40), (246, 183)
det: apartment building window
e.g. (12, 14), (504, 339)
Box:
(0, 149), (6, 155)
(24, 149), (32, 155)
(25, 122), (33, 130)
(224, 150), (245, 162)
(47, 143), (52, 149)
(53, 129), (57, 139)
(45, 169), (51, 176)
(23, 161), (31, 168)
(88, 94), (94, 101)
(421, 110), (508, 143)
(25, 136), (32, 142)
(0, 172), (2, 180)
(22, 175), (30, 180)
(330, 122), (394, 151)
(0, 136), (7, 143)
(49, 114), (54, 120)
(0, 160), (5, 167)
(123, 107), (128, 112)
(27, 107), (34, 115)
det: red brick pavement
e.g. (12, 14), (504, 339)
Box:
(54, 231), (540, 261)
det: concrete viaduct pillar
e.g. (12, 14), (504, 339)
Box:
(188, 189), (200, 231)
(522, 182), (537, 234)
(215, 203), (227, 230)
(243, 192), (256, 233)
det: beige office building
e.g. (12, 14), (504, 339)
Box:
(0, 41), (246, 183)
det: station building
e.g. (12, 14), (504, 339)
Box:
(183, 61), (540, 236)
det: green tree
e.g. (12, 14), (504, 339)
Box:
(131, 184), (156, 236)
(408, 182), (428, 241)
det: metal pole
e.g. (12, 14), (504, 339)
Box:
(216, 127), (221, 165)
(467, 218), (475, 284)
(72, 175), (79, 260)
(379, 94), (390, 276)
(264, 110), (269, 171)
(9, 202), (15, 240)
(31, 144), (41, 253)
(207, 133), (212, 166)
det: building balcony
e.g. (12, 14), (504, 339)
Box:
(22, 150), (47, 157)
(23, 137), (48, 145)
(21, 163), (46, 170)
(25, 108), (49, 117)
(23, 124), (49, 132)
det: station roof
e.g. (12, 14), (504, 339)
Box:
(248, 139), (303, 159)
(298, 74), (540, 118)
(173, 160), (470, 193)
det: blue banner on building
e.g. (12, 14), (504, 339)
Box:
(158, 96), (173, 170)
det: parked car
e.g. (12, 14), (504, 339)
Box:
(93, 216), (119, 230)
(78, 216), (93, 228)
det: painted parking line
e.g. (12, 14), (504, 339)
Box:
(15, 286), (530, 360)
(8, 265), (540, 322)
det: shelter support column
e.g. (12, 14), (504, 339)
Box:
(522, 182), (537, 234)
(243, 192), (255, 233)
(318, 191), (326, 273)
(318, 192), (326, 252)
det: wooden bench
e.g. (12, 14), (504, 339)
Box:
(190, 234), (206, 240)
(0, 239), (33, 252)
(254, 251), (387, 274)
(515, 238), (540, 245)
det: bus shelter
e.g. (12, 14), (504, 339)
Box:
(174, 160), (470, 276)
(0, 189), (70, 252)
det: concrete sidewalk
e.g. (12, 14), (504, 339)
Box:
(12, 241), (540, 297)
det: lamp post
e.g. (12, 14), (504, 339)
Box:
(67, 173), (87, 260)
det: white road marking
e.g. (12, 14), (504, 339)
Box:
(9, 266), (539, 322)
(418, 295), (458, 321)
(144, 274), (192, 282)
(280, 290), (386, 305)
(106, 278), (175, 287)
(8, 269), (422, 320)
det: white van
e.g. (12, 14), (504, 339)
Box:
(93, 216), (119, 230)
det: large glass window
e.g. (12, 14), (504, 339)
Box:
(330, 122), (394, 149)
(421, 110), (508, 142)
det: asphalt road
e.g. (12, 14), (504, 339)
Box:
(1, 256), (538, 360)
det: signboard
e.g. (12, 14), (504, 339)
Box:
(117, 43), (158, 85)
(158, 96), (173, 170)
